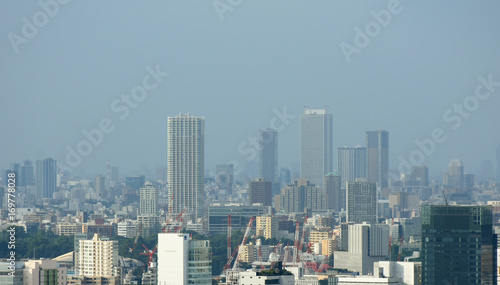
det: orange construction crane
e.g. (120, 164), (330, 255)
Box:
(139, 244), (157, 269)
(166, 209), (185, 233)
(317, 255), (329, 273)
(222, 217), (255, 274)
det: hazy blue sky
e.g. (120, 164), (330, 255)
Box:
(1, 1), (500, 179)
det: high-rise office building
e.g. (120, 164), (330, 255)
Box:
(277, 179), (326, 213)
(20, 160), (35, 187)
(346, 179), (377, 224)
(157, 233), (212, 285)
(216, 164), (234, 194)
(140, 183), (158, 216)
(125, 175), (145, 191)
(410, 165), (429, 186)
(168, 113), (205, 220)
(95, 175), (105, 200)
(248, 177), (272, 206)
(305, 183), (327, 212)
(9, 162), (20, 179)
(110, 165), (119, 184)
(35, 158), (57, 199)
(445, 159), (464, 189)
(300, 108), (333, 190)
(259, 128), (278, 183)
(338, 146), (367, 188)
(78, 234), (120, 282)
(464, 173), (474, 189)
(366, 130), (389, 190)
(421, 205), (496, 285)
(208, 204), (272, 235)
(325, 173), (342, 212)
(334, 223), (389, 275)
(2, 165), (20, 187)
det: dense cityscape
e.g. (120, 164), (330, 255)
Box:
(2, 1), (500, 285)
(1, 109), (499, 284)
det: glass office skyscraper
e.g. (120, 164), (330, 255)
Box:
(421, 205), (496, 285)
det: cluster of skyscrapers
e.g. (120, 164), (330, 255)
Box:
(2, 106), (500, 285)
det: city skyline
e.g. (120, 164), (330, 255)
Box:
(2, 2), (500, 284)
(2, 2), (500, 178)
(3, 123), (497, 183)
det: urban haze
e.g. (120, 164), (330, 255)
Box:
(1, 1), (500, 285)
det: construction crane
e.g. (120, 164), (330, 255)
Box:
(298, 216), (309, 261)
(225, 217), (255, 285)
(126, 223), (143, 253)
(292, 221), (300, 265)
(270, 242), (280, 268)
(139, 244), (157, 270)
(169, 193), (175, 216)
(442, 191), (449, 205)
(397, 235), (404, 262)
(222, 217), (255, 273)
(165, 209), (185, 233)
(282, 243), (290, 267)
(233, 217), (255, 270)
(256, 237), (264, 270)
(317, 255), (329, 273)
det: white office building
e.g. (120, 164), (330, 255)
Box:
(300, 108), (333, 191)
(335, 223), (389, 275)
(157, 233), (211, 285)
(374, 261), (421, 285)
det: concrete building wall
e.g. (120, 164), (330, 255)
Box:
(158, 233), (189, 285)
